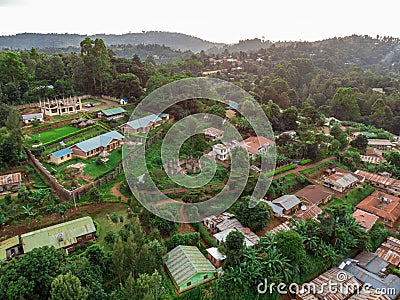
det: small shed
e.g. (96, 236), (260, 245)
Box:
(164, 245), (216, 293)
(49, 148), (73, 165)
(206, 247), (226, 268)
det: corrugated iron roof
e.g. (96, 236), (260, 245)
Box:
(203, 127), (224, 137)
(51, 148), (73, 158)
(215, 217), (259, 245)
(73, 130), (124, 153)
(299, 268), (362, 300)
(262, 200), (284, 215)
(368, 139), (393, 146)
(349, 289), (391, 300)
(20, 216), (96, 253)
(295, 204), (323, 221)
(125, 114), (161, 130)
(272, 195), (301, 211)
(22, 113), (43, 121)
(344, 263), (400, 300)
(206, 247), (226, 261)
(270, 221), (292, 234)
(355, 170), (394, 186)
(375, 240), (400, 267)
(0, 172), (21, 185)
(102, 107), (126, 116)
(164, 245), (215, 286)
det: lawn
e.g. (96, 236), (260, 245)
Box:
(83, 149), (123, 180)
(81, 98), (103, 103)
(43, 148), (123, 183)
(28, 126), (80, 144)
(85, 202), (130, 249)
(43, 126), (107, 155)
(344, 184), (375, 207)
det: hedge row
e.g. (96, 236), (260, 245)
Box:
(41, 124), (98, 148)
(265, 164), (296, 177)
(164, 232), (200, 251)
(191, 222), (218, 247)
(299, 159), (313, 165)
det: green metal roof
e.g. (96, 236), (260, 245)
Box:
(164, 245), (215, 286)
(102, 107), (126, 116)
(0, 236), (20, 261)
(20, 216), (96, 253)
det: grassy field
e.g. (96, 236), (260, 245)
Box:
(43, 126), (107, 155)
(28, 126), (80, 144)
(83, 149), (123, 180)
(43, 148), (123, 182)
(86, 203), (130, 249)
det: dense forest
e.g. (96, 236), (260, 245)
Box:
(0, 34), (399, 134)
(0, 31), (221, 52)
(1, 34), (400, 299)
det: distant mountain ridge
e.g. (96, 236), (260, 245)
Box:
(0, 31), (223, 52)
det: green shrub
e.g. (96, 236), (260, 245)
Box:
(93, 220), (101, 238)
(110, 213), (118, 223)
(119, 216), (124, 223)
(164, 233), (200, 251)
(104, 231), (116, 244)
(191, 222), (218, 247)
(299, 159), (312, 165)
(265, 164), (296, 177)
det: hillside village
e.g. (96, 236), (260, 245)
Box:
(0, 34), (400, 299)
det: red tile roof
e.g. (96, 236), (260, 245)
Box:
(356, 191), (400, 223)
(352, 209), (379, 231)
(242, 136), (275, 155)
(295, 185), (333, 205)
(295, 204), (323, 221)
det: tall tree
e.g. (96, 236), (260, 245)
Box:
(50, 271), (88, 300)
(0, 246), (67, 300)
(369, 98), (393, 130)
(112, 236), (126, 286)
(330, 87), (360, 121)
(80, 38), (111, 94)
(223, 231), (245, 269)
(0, 51), (27, 83)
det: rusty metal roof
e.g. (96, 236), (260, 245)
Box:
(298, 268), (362, 300)
(349, 289), (391, 300)
(0, 173), (21, 185)
(355, 170), (394, 186)
(375, 243), (400, 267)
(164, 245), (215, 286)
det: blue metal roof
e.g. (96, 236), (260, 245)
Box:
(74, 131), (124, 153)
(51, 148), (73, 158)
(228, 100), (238, 110)
(125, 114), (161, 130)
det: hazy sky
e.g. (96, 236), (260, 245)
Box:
(0, 0), (399, 43)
